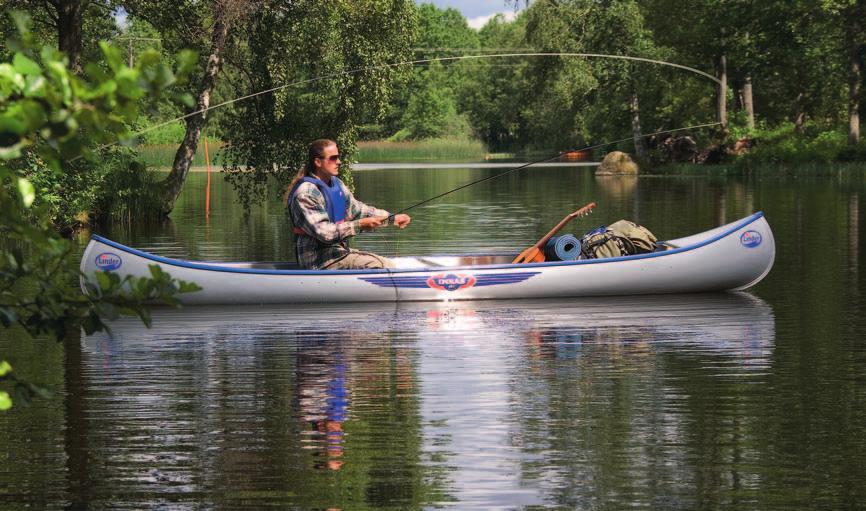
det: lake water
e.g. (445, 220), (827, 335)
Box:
(2, 165), (866, 509)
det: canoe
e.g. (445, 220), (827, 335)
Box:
(79, 212), (775, 304)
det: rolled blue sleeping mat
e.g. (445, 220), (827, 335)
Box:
(544, 234), (582, 261)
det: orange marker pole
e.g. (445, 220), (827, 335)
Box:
(204, 135), (212, 220)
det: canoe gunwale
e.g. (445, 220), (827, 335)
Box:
(88, 212), (767, 276)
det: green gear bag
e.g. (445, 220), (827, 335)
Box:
(580, 219), (658, 259)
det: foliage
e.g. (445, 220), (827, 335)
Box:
(460, 13), (531, 151)
(378, 3), (479, 140)
(218, 0), (418, 210)
(0, 13), (199, 410)
(391, 61), (471, 140)
(734, 122), (866, 164)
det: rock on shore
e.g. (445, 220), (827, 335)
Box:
(595, 151), (640, 175)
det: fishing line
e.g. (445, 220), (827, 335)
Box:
(384, 121), (721, 222)
(137, 52), (720, 137)
(75, 52), (720, 160)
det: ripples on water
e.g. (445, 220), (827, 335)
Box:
(3, 294), (781, 509)
(3, 168), (866, 509)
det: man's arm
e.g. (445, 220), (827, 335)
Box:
(292, 184), (359, 243)
(342, 183), (390, 225)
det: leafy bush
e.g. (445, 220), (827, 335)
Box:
(1, 13), (199, 411)
(137, 120), (187, 145)
(734, 122), (855, 163)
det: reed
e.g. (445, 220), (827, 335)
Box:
(136, 137), (487, 168)
(355, 138), (487, 162)
(136, 142), (224, 168)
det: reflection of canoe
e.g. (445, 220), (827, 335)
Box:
(86, 293), (774, 360)
(80, 213), (775, 304)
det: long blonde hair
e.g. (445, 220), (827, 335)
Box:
(285, 138), (336, 205)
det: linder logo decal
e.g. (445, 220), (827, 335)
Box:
(740, 230), (762, 248)
(95, 252), (122, 270)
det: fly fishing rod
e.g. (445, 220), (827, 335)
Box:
(384, 121), (721, 222)
(74, 52), (720, 162)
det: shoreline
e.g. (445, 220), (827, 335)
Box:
(154, 161), (600, 172)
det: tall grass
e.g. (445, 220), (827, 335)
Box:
(136, 137), (489, 167)
(355, 138), (487, 162)
(137, 141), (224, 168)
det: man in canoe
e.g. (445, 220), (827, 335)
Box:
(287, 138), (411, 269)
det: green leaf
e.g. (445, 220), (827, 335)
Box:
(0, 361), (12, 377)
(23, 75), (46, 97)
(0, 391), (11, 411)
(13, 53), (40, 76)
(0, 63), (25, 93)
(17, 177), (35, 207)
(100, 41), (124, 72)
(10, 11), (32, 38)
(0, 140), (26, 160)
(179, 281), (202, 293)
(46, 62), (72, 104)
(115, 68), (143, 99)
(0, 114), (27, 135)
(95, 270), (112, 291)
(175, 50), (199, 76)
(178, 93), (195, 107)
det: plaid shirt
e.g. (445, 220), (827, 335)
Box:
(289, 180), (390, 269)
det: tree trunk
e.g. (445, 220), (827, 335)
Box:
(159, 17), (231, 215)
(794, 92), (807, 134)
(742, 75), (755, 130)
(717, 54), (728, 131)
(57, 0), (83, 74)
(846, 11), (863, 145)
(630, 91), (647, 159)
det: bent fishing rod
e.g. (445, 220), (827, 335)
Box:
(75, 52), (720, 161)
(384, 121), (721, 222)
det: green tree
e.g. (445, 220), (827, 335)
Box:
(379, 3), (479, 140)
(216, 0), (417, 209)
(0, 0), (121, 74)
(461, 13), (531, 151)
(0, 13), (199, 410)
(392, 60), (470, 140)
(120, 0), (256, 215)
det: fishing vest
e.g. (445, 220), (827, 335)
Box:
(290, 176), (347, 235)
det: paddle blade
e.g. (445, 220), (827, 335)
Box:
(512, 246), (545, 264)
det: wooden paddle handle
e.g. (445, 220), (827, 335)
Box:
(532, 202), (596, 250)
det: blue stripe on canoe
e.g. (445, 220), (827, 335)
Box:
(360, 272), (540, 288)
(87, 212), (766, 276)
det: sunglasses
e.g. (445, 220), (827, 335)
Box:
(319, 154), (341, 162)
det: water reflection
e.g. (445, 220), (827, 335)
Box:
(68, 293), (776, 508)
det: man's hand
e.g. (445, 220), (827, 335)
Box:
(393, 214), (411, 229)
(359, 217), (385, 231)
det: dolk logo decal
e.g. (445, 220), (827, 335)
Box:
(95, 252), (122, 270)
(740, 230), (762, 248)
(427, 273), (476, 291)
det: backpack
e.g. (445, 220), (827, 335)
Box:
(580, 220), (658, 259)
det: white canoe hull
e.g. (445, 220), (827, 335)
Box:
(80, 212), (776, 304)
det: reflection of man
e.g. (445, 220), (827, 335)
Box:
(525, 329), (584, 360)
(321, 361), (348, 470)
(297, 345), (349, 471)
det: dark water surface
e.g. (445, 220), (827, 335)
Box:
(2, 166), (866, 509)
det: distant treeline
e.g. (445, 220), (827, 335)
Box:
(377, 2), (866, 164)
